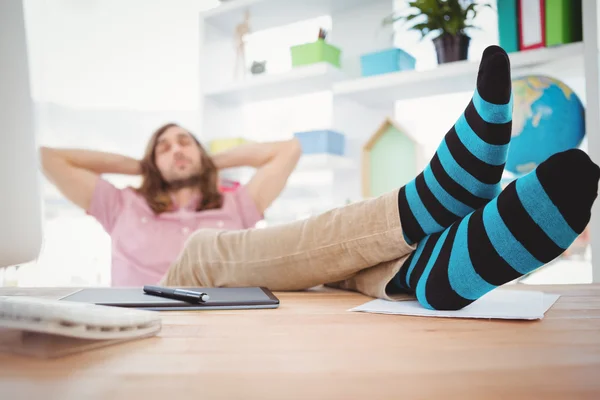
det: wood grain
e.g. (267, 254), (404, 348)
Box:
(1, 284), (599, 400)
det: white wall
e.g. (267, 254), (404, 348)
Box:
(23, 0), (219, 112)
(22, 0), (222, 182)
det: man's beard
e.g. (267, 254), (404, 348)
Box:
(166, 173), (202, 191)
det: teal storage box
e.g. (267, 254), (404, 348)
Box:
(360, 48), (416, 77)
(293, 130), (345, 156)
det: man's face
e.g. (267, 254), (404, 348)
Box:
(154, 126), (202, 184)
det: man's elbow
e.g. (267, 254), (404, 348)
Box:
(38, 147), (65, 177)
(39, 146), (52, 167)
(287, 138), (302, 162)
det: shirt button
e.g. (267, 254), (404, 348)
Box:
(217, 220), (224, 228)
(182, 227), (190, 235)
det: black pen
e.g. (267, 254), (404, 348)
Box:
(143, 285), (210, 303)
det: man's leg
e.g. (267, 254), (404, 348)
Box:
(161, 190), (415, 290)
(325, 255), (414, 300)
(392, 149), (600, 310)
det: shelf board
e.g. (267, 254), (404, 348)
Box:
(204, 62), (343, 105)
(217, 154), (354, 185)
(333, 42), (584, 108)
(202, 0), (389, 33)
(295, 153), (355, 171)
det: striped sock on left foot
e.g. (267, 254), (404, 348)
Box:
(394, 149), (600, 311)
(398, 45), (513, 245)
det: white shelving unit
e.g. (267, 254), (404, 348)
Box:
(219, 153), (354, 178)
(582, 1), (600, 282)
(200, 0), (600, 282)
(199, 0), (395, 209)
(295, 153), (355, 171)
(218, 153), (354, 190)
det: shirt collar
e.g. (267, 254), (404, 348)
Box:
(169, 192), (201, 211)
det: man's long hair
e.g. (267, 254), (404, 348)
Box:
(136, 123), (223, 214)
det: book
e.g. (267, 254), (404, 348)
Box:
(519, 0), (546, 50)
(545, 0), (583, 46)
(497, 0), (520, 53)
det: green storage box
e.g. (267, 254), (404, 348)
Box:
(545, 0), (582, 46)
(290, 39), (341, 68)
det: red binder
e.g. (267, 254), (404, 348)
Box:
(518, 0), (546, 50)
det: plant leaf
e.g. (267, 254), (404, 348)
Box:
(411, 22), (431, 31)
(410, 21), (435, 38)
(446, 17), (462, 35)
(464, 3), (477, 19)
(382, 12), (424, 27)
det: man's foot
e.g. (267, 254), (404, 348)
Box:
(398, 45), (513, 245)
(394, 149), (600, 310)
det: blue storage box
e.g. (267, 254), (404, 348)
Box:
(360, 48), (416, 77)
(293, 130), (345, 156)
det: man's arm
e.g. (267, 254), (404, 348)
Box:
(211, 139), (302, 214)
(39, 147), (141, 210)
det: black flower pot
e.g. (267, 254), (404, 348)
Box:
(433, 34), (471, 64)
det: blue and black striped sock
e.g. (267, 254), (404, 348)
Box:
(393, 149), (600, 311)
(398, 45), (513, 245)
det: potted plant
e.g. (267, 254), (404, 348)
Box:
(382, 0), (491, 64)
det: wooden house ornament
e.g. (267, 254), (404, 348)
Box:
(362, 118), (424, 198)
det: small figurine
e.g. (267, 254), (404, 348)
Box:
(234, 9), (251, 79)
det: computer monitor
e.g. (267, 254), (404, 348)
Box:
(0, 0), (43, 268)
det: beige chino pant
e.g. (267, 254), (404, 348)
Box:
(161, 189), (417, 300)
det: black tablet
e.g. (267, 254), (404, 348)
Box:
(60, 287), (279, 311)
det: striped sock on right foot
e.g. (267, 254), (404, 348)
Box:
(394, 149), (600, 311)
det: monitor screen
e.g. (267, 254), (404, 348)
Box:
(0, 0), (43, 268)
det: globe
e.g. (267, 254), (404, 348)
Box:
(506, 75), (585, 175)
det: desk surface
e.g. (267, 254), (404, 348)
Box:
(0, 284), (599, 400)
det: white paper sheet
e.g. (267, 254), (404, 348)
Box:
(349, 290), (560, 320)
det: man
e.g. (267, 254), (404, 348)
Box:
(40, 123), (301, 286)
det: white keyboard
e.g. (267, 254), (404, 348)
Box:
(0, 296), (162, 340)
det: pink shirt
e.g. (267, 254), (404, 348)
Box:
(87, 178), (263, 287)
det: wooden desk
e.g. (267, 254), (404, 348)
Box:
(0, 285), (599, 400)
